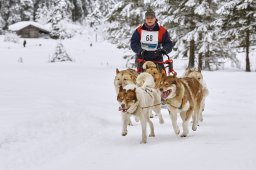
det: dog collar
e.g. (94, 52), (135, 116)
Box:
(166, 99), (182, 109)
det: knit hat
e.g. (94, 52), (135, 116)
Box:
(145, 8), (155, 18)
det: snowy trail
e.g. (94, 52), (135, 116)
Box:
(0, 36), (256, 170)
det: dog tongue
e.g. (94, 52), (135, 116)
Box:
(161, 90), (171, 100)
(118, 107), (126, 112)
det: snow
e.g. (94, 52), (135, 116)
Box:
(0, 32), (256, 170)
(8, 21), (50, 32)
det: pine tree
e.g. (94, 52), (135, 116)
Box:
(0, 14), (5, 32)
(106, 0), (144, 48)
(49, 0), (73, 39)
(71, 0), (84, 22)
(80, 0), (93, 18)
(0, 1), (9, 29)
(50, 42), (72, 62)
(85, 0), (119, 28)
(162, 0), (237, 70)
(217, 0), (256, 72)
(164, 0), (200, 68)
(7, 2), (22, 25)
(35, 3), (50, 24)
(20, 0), (33, 21)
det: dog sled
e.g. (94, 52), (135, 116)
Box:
(136, 53), (177, 76)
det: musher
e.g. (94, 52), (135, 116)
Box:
(130, 7), (174, 74)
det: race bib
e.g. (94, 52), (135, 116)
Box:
(141, 30), (158, 51)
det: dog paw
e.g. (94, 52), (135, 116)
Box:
(192, 124), (197, 131)
(140, 140), (147, 144)
(149, 133), (155, 137)
(122, 132), (127, 136)
(175, 129), (180, 135)
(180, 134), (187, 137)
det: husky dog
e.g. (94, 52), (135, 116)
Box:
(143, 61), (163, 89)
(160, 75), (204, 137)
(114, 68), (138, 94)
(183, 68), (209, 121)
(117, 72), (164, 143)
(114, 68), (138, 125)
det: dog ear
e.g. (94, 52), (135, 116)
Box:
(116, 68), (120, 74)
(170, 73), (177, 78)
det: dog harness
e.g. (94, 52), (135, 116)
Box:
(119, 88), (161, 114)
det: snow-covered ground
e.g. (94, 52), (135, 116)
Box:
(0, 33), (256, 170)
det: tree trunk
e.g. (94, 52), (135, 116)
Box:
(245, 29), (251, 72)
(188, 39), (195, 68)
(198, 32), (203, 70)
(198, 52), (203, 70)
(204, 51), (211, 71)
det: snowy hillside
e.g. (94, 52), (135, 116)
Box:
(0, 33), (256, 170)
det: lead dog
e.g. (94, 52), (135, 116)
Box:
(114, 68), (138, 125)
(160, 75), (204, 137)
(117, 72), (164, 143)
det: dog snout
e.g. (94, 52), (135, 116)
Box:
(160, 88), (163, 92)
(121, 104), (125, 109)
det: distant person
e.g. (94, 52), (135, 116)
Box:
(130, 7), (173, 73)
(23, 40), (27, 47)
(90, 43), (92, 47)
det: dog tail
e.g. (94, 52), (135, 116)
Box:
(142, 61), (157, 70)
(201, 80), (209, 97)
(136, 72), (155, 89)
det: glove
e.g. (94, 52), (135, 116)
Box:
(140, 49), (145, 56)
(157, 48), (167, 55)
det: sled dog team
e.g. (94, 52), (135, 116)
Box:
(114, 61), (209, 144)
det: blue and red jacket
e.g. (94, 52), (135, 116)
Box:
(130, 22), (173, 61)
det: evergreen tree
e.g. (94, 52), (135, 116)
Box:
(217, 0), (256, 72)
(0, 13), (5, 33)
(71, 0), (84, 22)
(106, 0), (144, 48)
(0, 0), (10, 29)
(162, 0), (236, 70)
(49, 0), (73, 39)
(7, 4), (22, 25)
(81, 0), (93, 18)
(35, 3), (50, 24)
(162, 0), (197, 68)
(20, 0), (33, 21)
(50, 41), (72, 62)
